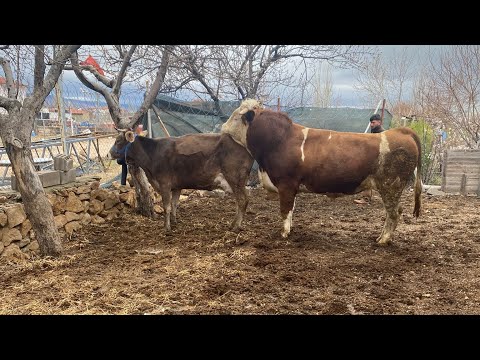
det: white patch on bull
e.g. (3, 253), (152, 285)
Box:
(214, 173), (233, 193)
(221, 99), (262, 152)
(413, 166), (423, 187)
(378, 132), (390, 168)
(258, 169), (279, 193)
(300, 128), (309, 162)
(281, 209), (293, 238)
(328, 131), (332, 140)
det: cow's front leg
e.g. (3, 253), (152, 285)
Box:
(160, 188), (173, 234)
(171, 189), (181, 225)
(278, 187), (297, 238)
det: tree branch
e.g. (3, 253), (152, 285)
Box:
(0, 56), (17, 98)
(113, 45), (137, 96)
(0, 96), (21, 110)
(33, 45), (46, 92)
(30, 45), (81, 111)
(80, 65), (114, 88)
(71, 51), (122, 122)
(123, 45), (173, 129)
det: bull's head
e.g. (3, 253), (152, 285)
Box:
(221, 99), (263, 149)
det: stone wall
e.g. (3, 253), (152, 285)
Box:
(0, 178), (137, 261)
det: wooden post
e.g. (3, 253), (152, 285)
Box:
(277, 97), (280, 112)
(460, 173), (467, 196)
(441, 150), (448, 192)
(477, 160), (480, 197)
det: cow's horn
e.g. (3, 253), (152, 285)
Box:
(114, 126), (128, 133)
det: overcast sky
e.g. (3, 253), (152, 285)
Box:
(331, 45), (446, 107)
(58, 45), (449, 110)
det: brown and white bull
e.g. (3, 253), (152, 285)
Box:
(109, 130), (254, 233)
(221, 99), (422, 245)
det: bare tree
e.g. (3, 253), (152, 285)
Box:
(354, 46), (416, 113)
(170, 45), (373, 117)
(422, 45), (480, 149)
(0, 45), (81, 257)
(312, 61), (339, 107)
(70, 45), (173, 216)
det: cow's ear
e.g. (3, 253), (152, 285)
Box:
(242, 110), (255, 124)
(125, 131), (135, 143)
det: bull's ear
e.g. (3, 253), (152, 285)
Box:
(242, 110), (255, 124)
(125, 131), (135, 143)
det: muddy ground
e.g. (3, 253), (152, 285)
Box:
(1, 188), (479, 315)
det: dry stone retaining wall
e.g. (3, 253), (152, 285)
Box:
(0, 178), (137, 261)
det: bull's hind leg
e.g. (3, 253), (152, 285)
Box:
(377, 181), (405, 245)
(171, 189), (181, 225)
(278, 187), (297, 238)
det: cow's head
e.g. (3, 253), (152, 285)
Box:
(109, 127), (136, 161)
(221, 99), (263, 149)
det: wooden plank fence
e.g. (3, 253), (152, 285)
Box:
(442, 149), (480, 195)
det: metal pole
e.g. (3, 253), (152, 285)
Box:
(151, 105), (170, 137)
(147, 108), (153, 138)
(95, 92), (99, 133)
(69, 103), (74, 136)
(380, 98), (386, 121)
(55, 71), (69, 155)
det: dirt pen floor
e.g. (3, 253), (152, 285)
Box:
(1, 188), (479, 315)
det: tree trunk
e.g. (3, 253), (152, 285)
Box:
(128, 165), (155, 218)
(8, 145), (62, 256)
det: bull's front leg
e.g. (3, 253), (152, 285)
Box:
(278, 186), (297, 238)
(230, 185), (249, 232)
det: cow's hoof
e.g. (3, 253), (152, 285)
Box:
(165, 229), (173, 236)
(281, 231), (290, 238)
(229, 224), (242, 233)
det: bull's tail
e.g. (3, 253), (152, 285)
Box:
(411, 131), (422, 218)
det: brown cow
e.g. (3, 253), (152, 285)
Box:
(109, 131), (254, 233)
(221, 99), (422, 245)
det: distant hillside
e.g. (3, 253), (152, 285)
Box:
(41, 86), (144, 111)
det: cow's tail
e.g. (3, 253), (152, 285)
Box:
(411, 131), (422, 218)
